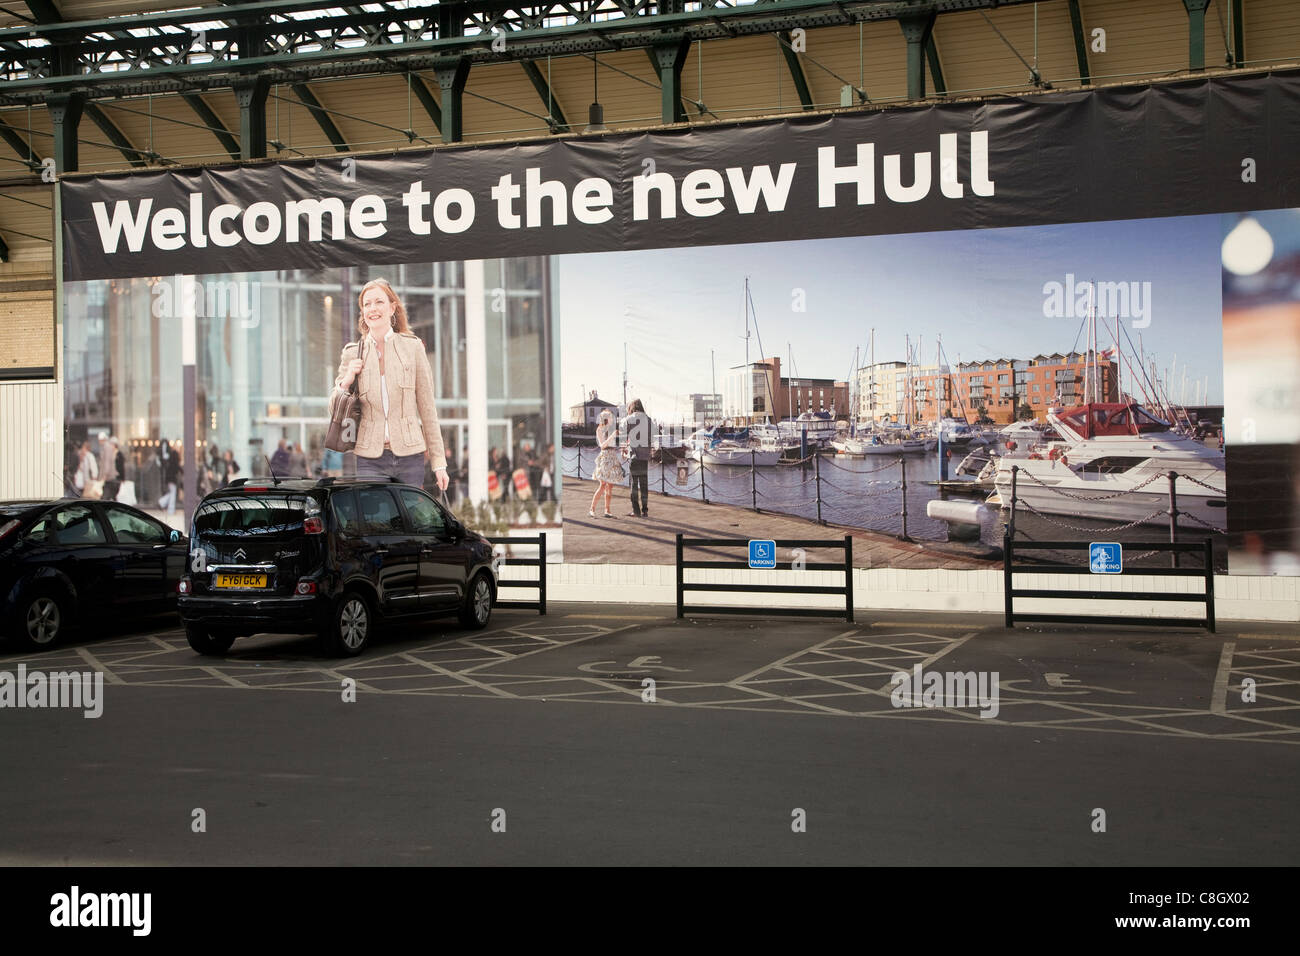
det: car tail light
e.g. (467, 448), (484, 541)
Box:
(295, 579), (317, 595)
(177, 577), (192, 595)
(302, 516), (324, 535)
(0, 520), (18, 542)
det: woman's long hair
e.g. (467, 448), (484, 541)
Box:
(356, 277), (411, 336)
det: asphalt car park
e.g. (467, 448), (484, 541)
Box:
(1, 603), (1297, 865)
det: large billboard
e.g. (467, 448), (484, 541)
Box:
(59, 70), (1300, 575)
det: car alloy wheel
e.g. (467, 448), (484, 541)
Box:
(459, 572), (493, 630)
(338, 596), (369, 653)
(25, 595), (62, 646)
(472, 577), (492, 626)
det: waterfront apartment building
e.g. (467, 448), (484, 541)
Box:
(676, 392), (723, 425)
(723, 357), (849, 425)
(854, 352), (1119, 425)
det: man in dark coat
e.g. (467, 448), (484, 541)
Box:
(624, 399), (652, 517)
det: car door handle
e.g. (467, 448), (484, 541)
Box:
(420, 546), (435, 554)
(374, 546), (389, 555)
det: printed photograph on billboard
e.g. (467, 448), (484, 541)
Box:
(558, 214), (1227, 570)
(61, 258), (561, 541)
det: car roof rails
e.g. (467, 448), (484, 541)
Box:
(314, 475), (402, 487)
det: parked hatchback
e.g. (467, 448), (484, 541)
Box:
(178, 477), (496, 656)
(1, 498), (187, 649)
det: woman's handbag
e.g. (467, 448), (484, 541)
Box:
(325, 338), (365, 453)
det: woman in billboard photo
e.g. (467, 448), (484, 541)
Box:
(333, 277), (449, 490)
(588, 409), (624, 518)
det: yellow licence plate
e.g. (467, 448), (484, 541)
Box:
(216, 572), (267, 589)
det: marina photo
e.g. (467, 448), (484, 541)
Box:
(558, 215), (1228, 567)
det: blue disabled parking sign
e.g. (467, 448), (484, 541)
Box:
(1089, 542), (1123, 574)
(748, 539), (777, 569)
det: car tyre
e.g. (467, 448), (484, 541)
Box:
(15, 589), (67, 650)
(458, 572), (494, 630)
(185, 624), (236, 656)
(325, 590), (372, 657)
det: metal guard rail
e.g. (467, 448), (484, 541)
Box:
(676, 533), (853, 622)
(1003, 534), (1214, 632)
(486, 533), (547, 614)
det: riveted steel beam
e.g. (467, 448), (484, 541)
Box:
(1183, 0), (1212, 72)
(434, 57), (470, 143)
(651, 35), (691, 124)
(0, 0), (1048, 105)
(233, 76), (269, 159)
(899, 9), (937, 101)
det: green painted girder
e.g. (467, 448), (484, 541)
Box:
(0, 115), (40, 166)
(84, 103), (148, 167)
(1067, 0), (1090, 84)
(1183, 0), (1212, 71)
(407, 73), (442, 134)
(778, 30), (814, 110)
(1231, 0), (1244, 67)
(290, 82), (350, 152)
(521, 60), (569, 132)
(181, 92), (241, 161)
(0, 0), (1054, 102)
(925, 33), (946, 95)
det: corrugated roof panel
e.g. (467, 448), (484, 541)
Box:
(937, 4), (1084, 93)
(796, 23), (911, 107)
(1078, 0), (1199, 81)
(0, 186), (55, 262)
(1244, 0), (1300, 66)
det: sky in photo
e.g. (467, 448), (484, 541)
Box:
(557, 214), (1225, 420)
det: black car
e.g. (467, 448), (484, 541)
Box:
(0, 498), (188, 649)
(178, 476), (497, 657)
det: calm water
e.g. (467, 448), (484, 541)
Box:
(561, 444), (1227, 568)
(564, 445), (973, 543)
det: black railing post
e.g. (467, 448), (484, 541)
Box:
(1009, 464), (1019, 541)
(751, 450), (758, 511)
(576, 449), (582, 480)
(538, 532), (547, 615)
(1003, 531), (1014, 627)
(844, 534), (854, 623)
(1204, 536), (1215, 633)
(661, 460), (666, 495)
(700, 457), (707, 503)
(899, 455), (909, 540)
(815, 451), (823, 524)
(675, 532), (684, 618)
(1168, 470), (1179, 569)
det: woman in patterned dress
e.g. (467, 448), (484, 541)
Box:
(589, 409), (624, 518)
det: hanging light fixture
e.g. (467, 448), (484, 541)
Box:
(586, 52), (608, 133)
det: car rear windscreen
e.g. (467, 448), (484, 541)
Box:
(194, 495), (313, 537)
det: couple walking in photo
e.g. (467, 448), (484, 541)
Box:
(589, 399), (652, 519)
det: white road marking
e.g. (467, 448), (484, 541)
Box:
(1211, 641), (1236, 716)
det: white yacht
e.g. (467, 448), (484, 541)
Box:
(697, 440), (780, 467)
(991, 402), (1226, 529)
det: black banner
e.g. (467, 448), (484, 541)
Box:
(60, 70), (1300, 281)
